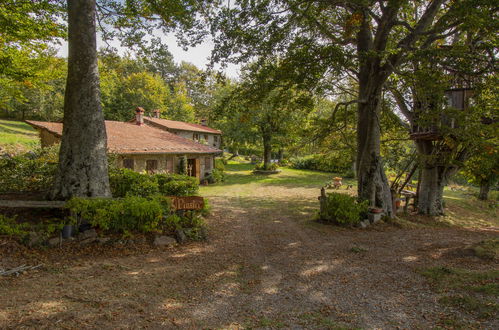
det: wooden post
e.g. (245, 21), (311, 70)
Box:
(319, 187), (326, 218)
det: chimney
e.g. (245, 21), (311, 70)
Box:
(135, 107), (145, 125)
(152, 109), (161, 119)
(200, 119), (207, 126)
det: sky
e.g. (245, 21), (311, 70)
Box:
(56, 32), (241, 79)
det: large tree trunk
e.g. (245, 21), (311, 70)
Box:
(50, 0), (110, 200)
(417, 165), (446, 215)
(414, 140), (449, 216)
(355, 15), (393, 217)
(478, 180), (491, 201)
(356, 83), (393, 217)
(262, 132), (272, 170)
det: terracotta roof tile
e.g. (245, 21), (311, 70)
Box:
(143, 117), (222, 134)
(26, 120), (221, 155)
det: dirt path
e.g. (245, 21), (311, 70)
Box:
(1, 185), (497, 329)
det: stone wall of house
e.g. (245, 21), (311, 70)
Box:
(118, 153), (215, 180)
(39, 129), (61, 147)
(174, 131), (221, 149)
(144, 119), (221, 148)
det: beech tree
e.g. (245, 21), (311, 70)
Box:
(50, 0), (206, 198)
(208, 0), (497, 217)
(51, 0), (110, 199)
(219, 61), (314, 169)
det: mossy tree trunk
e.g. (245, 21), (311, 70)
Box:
(50, 0), (110, 200)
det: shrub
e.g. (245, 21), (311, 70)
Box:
(67, 195), (206, 237)
(205, 159), (226, 183)
(289, 154), (351, 173)
(66, 196), (168, 233)
(0, 215), (30, 239)
(318, 193), (368, 225)
(109, 168), (198, 197)
(0, 145), (59, 193)
(0, 215), (64, 244)
(215, 158), (225, 171)
(155, 173), (198, 196)
(206, 168), (225, 183)
(255, 162), (279, 171)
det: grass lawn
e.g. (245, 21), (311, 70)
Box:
(202, 161), (498, 229)
(0, 119), (39, 153)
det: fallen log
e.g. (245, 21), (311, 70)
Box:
(0, 264), (43, 276)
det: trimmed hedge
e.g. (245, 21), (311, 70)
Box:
(109, 168), (198, 198)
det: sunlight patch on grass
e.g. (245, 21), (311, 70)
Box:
(0, 119), (39, 152)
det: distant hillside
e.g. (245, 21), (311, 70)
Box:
(0, 119), (39, 153)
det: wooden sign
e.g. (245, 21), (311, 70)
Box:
(169, 196), (204, 211)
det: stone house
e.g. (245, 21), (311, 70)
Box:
(143, 109), (222, 149)
(26, 111), (222, 180)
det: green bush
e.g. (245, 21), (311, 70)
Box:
(66, 196), (169, 233)
(215, 158), (225, 171)
(255, 162), (279, 171)
(318, 193), (368, 225)
(67, 195), (206, 237)
(155, 173), (198, 196)
(0, 145), (59, 193)
(205, 159), (226, 183)
(109, 168), (198, 197)
(289, 154), (351, 173)
(0, 215), (30, 239)
(0, 215), (64, 244)
(206, 168), (225, 183)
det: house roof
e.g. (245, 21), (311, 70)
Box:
(26, 120), (222, 155)
(143, 117), (222, 134)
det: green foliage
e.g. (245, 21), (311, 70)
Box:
(155, 173), (198, 196)
(215, 158), (225, 171)
(66, 196), (167, 233)
(109, 168), (198, 198)
(177, 155), (188, 175)
(255, 162), (279, 171)
(209, 168), (225, 183)
(289, 154), (351, 174)
(0, 145), (58, 193)
(67, 195), (206, 237)
(0, 215), (30, 239)
(318, 193), (368, 225)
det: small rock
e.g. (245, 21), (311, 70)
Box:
(28, 232), (44, 247)
(80, 237), (97, 245)
(47, 237), (61, 247)
(79, 228), (97, 240)
(360, 220), (369, 228)
(175, 229), (187, 244)
(154, 235), (176, 247)
(97, 237), (110, 244)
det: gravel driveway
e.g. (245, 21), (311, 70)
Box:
(1, 184), (497, 329)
